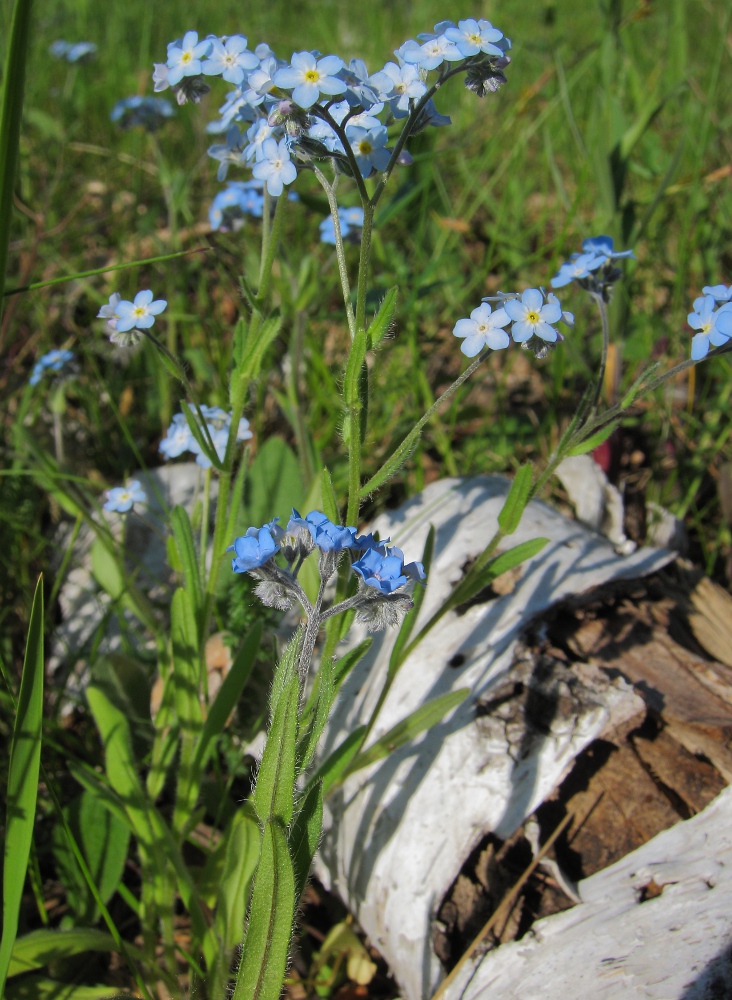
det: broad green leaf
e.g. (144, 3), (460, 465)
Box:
(91, 539), (124, 601)
(170, 506), (203, 631)
(52, 792), (130, 924)
(345, 689), (469, 777)
(497, 463), (534, 536)
(5, 975), (126, 1000)
(253, 638), (300, 826)
(66, 763), (133, 834)
(366, 286), (398, 350)
(389, 526), (434, 673)
(306, 726), (367, 799)
(215, 805), (261, 952)
(8, 928), (141, 978)
(246, 436), (305, 528)
(321, 467), (340, 525)
(191, 622), (261, 778)
(297, 656), (334, 772)
(0, 577), (44, 997)
(0, 0), (34, 311)
(289, 782), (323, 903)
(447, 538), (549, 611)
(568, 421), (619, 457)
(231, 820), (295, 1000)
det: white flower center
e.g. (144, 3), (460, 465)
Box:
(477, 323), (488, 334)
(272, 158), (283, 169)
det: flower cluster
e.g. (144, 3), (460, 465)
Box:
(111, 96), (174, 131)
(49, 40), (97, 63)
(159, 405), (253, 469)
(320, 205), (365, 245)
(551, 235), (635, 301)
(229, 509), (425, 629)
(689, 284), (732, 360)
(104, 480), (146, 513)
(98, 290), (167, 346)
(29, 349), (74, 386)
(209, 180), (265, 231)
(154, 19), (511, 203)
(453, 288), (572, 359)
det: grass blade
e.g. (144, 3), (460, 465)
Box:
(0, 0), (34, 316)
(0, 576), (44, 997)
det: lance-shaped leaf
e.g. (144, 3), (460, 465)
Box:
(171, 588), (204, 832)
(297, 655), (334, 773)
(497, 463), (533, 536)
(8, 929), (142, 978)
(253, 635), (301, 826)
(389, 526), (434, 674)
(366, 286), (398, 350)
(289, 782), (323, 902)
(0, 577), (44, 997)
(321, 467), (340, 525)
(567, 420), (619, 457)
(170, 506), (203, 632)
(231, 820), (295, 1000)
(305, 726), (367, 799)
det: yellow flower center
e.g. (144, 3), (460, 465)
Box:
(469, 33), (482, 44)
(701, 321), (712, 334)
(526, 310), (540, 324)
(304, 69), (320, 83)
(358, 140), (373, 155)
(133, 306), (146, 317)
(181, 51), (192, 63)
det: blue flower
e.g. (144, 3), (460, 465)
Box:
(339, 59), (381, 108)
(29, 349), (74, 386)
(166, 32), (212, 87)
(114, 290), (167, 333)
(274, 52), (346, 109)
(401, 33), (462, 71)
(581, 235), (635, 260)
(252, 137), (297, 196)
(445, 19), (506, 58)
(209, 181), (265, 231)
(206, 87), (257, 133)
(111, 96), (174, 131)
(229, 524), (280, 572)
(305, 511), (357, 551)
(346, 126), (391, 177)
(202, 35), (259, 84)
(330, 100), (384, 131)
(207, 125), (246, 181)
(550, 252), (607, 289)
(702, 283), (732, 303)
(50, 40), (97, 63)
(504, 288), (563, 343)
(319, 205), (364, 245)
(159, 406), (252, 466)
(104, 480), (146, 513)
(689, 294), (732, 360)
(453, 302), (511, 356)
(352, 545), (426, 594)
(243, 56), (283, 106)
(368, 62), (426, 115)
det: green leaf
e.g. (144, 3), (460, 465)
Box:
(389, 526), (434, 674)
(214, 805), (261, 952)
(567, 421), (619, 457)
(334, 638), (373, 691)
(343, 328), (368, 407)
(0, 577), (44, 997)
(52, 792), (130, 925)
(0, 0), (34, 312)
(366, 286), (398, 350)
(9, 928), (140, 978)
(91, 539), (123, 601)
(246, 437), (305, 528)
(182, 405), (224, 471)
(171, 588), (204, 831)
(253, 636), (300, 826)
(4, 975), (126, 1000)
(66, 763), (133, 835)
(192, 622), (262, 778)
(497, 463), (534, 536)
(321, 467), (340, 525)
(231, 820), (295, 1000)
(170, 506), (203, 631)
(289, 782), (323, 902)
(305, 726), (367, 799)
(297, 655), (334, 772)
(447, 538), (549, 611)
(237, 314), (282, 386)
(345, 689), (469, 777)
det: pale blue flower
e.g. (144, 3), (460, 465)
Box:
(582, 235), (635, 260)
(243, 56), (283, 106)
(308, 120), (343, 154)
(114, 290), (167, 333)
(244, 119), (277, 162)
(29, 349), (74, 386)
(111, 96), (174, 131)
(330, 100), (384, 130)
(50, 40), (97, 63)
(702, 283), (732, 303)
(305, 511), (357, 552)
(402, 33), (462, 70)
(252, 137), (297, 196)
(320, 205), (364, 244)
(209, 182), (265, 231)
(206, 87), (257, 134)
(445, 19), (505, 58)
(369, 62), (426, 114)
(160, 406), (253, 466)
(504, 288), (563, 343)
(550, 252), (607, 288)
(166, 32), (212, 87)
(159, 414), (195, 459)
(229, 525), (280, 572)
(274, 52), (346, 109)
(453, 303), (511, 356)
(689, 294), (732, 360)
(202, 35), (259, 84)
(104, 480), (146, 513)
(208, 125), (247, 180)
(347, 126), (391, 177)
(339, 58), (381, 108)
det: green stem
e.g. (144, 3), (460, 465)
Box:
(591, 292), (610, 413)
(200, 466), (212, 581)
(312, 163), (356, 337)
(255, 190), (286, 305)
(355, 202), (374, 335)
